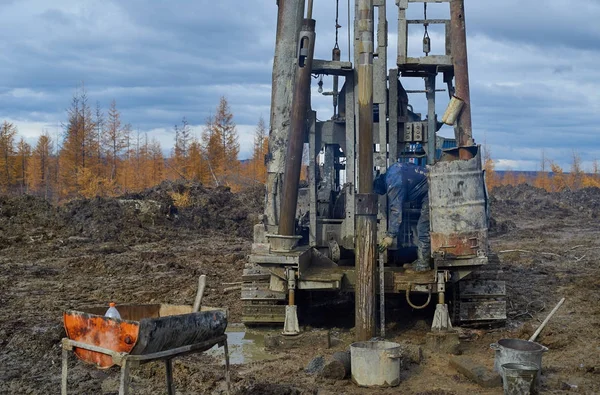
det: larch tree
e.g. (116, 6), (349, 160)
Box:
(533, 150), (551, 191)
(28, 132), (53, 198)
(95, 101), (105, 176)
(14, 138), (31, 194)
(172, 117), (192, 178)
(502, 171), (516, 186)
(213, 97), (239, 183)
(550, 162), (567, 192)
(0, 121), (17, 191)
(201, 114), (223, 186)
(148, 138), (165, 186)
(252, 116), (268, 182)
(188, 137), (209, 183)
(60, 85), (98, 196)
(482, 145), (499, 190)
(103, 99), (126, 182)
(568, 150), (584, 190)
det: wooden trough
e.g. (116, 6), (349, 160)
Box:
(61, 304), (229, 395)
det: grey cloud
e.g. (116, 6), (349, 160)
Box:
(0, 1), (598, 166)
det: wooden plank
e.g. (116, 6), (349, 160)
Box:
(242, 304), (286, 324)
(241, 289), (286, 301)
(312, 59), (353, 76)
(449, 356), (502, 388)
(459, 301), (507, 321)
(405, 55), (453, 66)
(459, 280), (506, 298)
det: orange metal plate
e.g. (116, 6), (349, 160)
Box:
(431, 231), (485, 258)
(64, 311), (140, 369)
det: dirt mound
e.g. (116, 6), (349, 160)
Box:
(489, 184), (600, 222)
(0, 181), (265, 247)
(0, 195), (59, 247)
(59, 196), (169, 243)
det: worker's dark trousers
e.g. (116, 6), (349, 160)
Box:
(416, 198), (431, 267)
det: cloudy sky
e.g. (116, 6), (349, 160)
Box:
(0, 0), (599, 170)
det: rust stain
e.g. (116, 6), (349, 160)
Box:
(64, 311), (139, 369)
(431, 231), (484, 258)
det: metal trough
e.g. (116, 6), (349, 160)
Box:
(64, 304), (227, 368)
(62, 304), (229, 395)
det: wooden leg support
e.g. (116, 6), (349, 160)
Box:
(61, 348), (68, 395)
(224, 340), (231, 394)
(165, 359), (175, 395)
(119, 359), (130, 395)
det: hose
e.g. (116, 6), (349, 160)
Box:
(405, 283), (432, 310)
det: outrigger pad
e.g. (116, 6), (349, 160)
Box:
(432, 303), (453, 332)
(282, 305), (300, 336)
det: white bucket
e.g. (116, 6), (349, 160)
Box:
(350, 341), (402, 387)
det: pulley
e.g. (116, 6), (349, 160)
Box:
(423, 31), (431, 55)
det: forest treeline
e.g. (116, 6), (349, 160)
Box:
(483, 149), (600, 191)
(1, 84), (599, 201)
(0, 86), (267, 200)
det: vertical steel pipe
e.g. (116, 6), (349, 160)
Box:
(278, 18), (316, 236)
(355, 0), (377, 342)
(355, 194), (378, 341)
(426, 75), (436, 164)
(357, 0), (374, 193)
(450, 0), (474, 157)
(265, 0), (306, 227)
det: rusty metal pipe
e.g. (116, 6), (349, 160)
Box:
(355, 0), (377, 342)
(355, 194), (378, 341)
(278, 18), (316, 236)
(450, 0), (474, 159)
(307, 0), (314, 19)
(265, 0), (306, 227)
(357, 0), (374, 193)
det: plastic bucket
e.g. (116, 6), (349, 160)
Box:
(350, 341), (402, 387)
(502, 362), (539, 395)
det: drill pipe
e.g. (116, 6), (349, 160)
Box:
(265, 0), (306, 227)
(278, 18), (316, 237)
(450, 0), (474, 159)
(357, 0), (374, 193)
(355, 0), (377, 342)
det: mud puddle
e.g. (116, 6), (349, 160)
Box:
(207, 323), (275, 365)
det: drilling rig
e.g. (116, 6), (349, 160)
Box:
(242, 0), (506, 340)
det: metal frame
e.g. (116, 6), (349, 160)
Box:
(61, 335), (230, 395)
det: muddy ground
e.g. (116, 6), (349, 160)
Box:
(1, 183), (599, 394)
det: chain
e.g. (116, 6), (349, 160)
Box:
(335, 0), (340, 49)
(424, 3), (429, 36)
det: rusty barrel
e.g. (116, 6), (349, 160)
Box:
(428, 146), (488, 261)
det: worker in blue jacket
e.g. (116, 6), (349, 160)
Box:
(373, 162), (431, 272)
